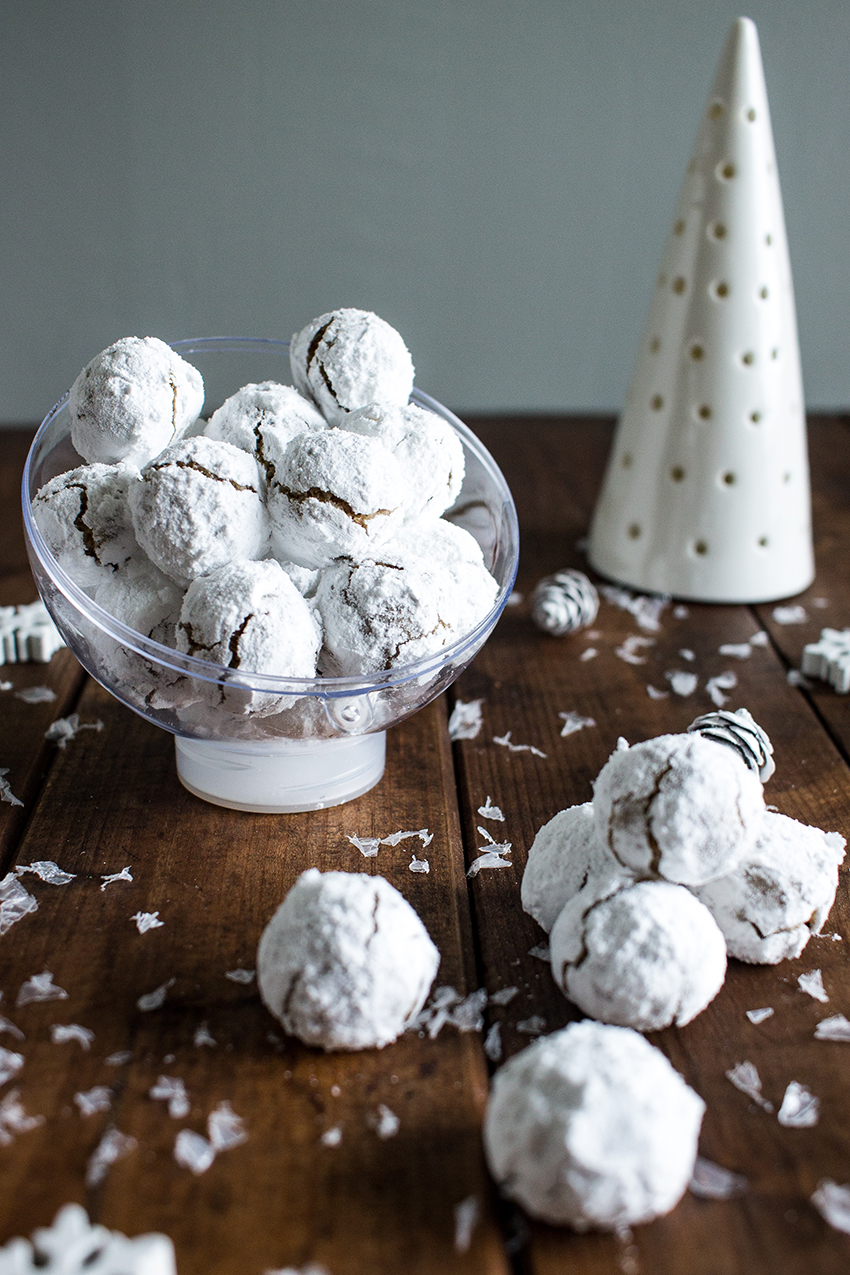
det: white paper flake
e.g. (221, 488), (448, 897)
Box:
(477, 797), (504, 821)
(74, 1086), (113, 1117)
(454, 1195), (481, 1254)
(448, 698), (484, 741)
(787, 668), (813, 689)
(483, 1022), (502, 1061)
(16, 861), (75, 886)
(706, 671), (738, 707)
(812, 1179), (850, 1234)
(85, 1125), (138, 1187)
(347, 833), (380, 857)
(493, 731), (547, 758)
(600, 584), (670, 632)
(208, 1100), (248, 1151)
(666, 670), (698, 696)
(0, 1045), (24, 1086)
(105, 1050), (133, 1067)
(368, 1103), (400, 1140)
(516, 1015), (547, 1036)
(798, 969), (829, 1002)
(689, 1157), (747, 1200)
(411, 986), (488, 1037)
(679, 648), (696, 661)
(0, 873), (38, 932)
(101, 866), (133, 890)
(579, 647), (598, 661)
(467, 850), (513, 877)
(51, 1023), (94, 1050)
(719, 643), (753, 659)
(17, 971), (67, 1007)
(409, 856), (430, 874)
(194, 1022), (217, 1048)
(225, 968), (255, 984)
(528, 943), (551, 961)
(136, 977), (175, 1012)
(615, 634), (655, 665)
(773, 605), (807, 625)
(0, 769), (24, 808)
(489, 986), (519, 1006)
(320, 1125), (343, 1148)
(557, 711), (596, 738)
(777, 1081), (819, 1128)
(174, 1128), (216, 1176)
(14, 686), (57, 704)
(132, 911), (164, 934)
(45, 714), (104, 748)
(750, 630), (770, 646)
(0, 1014), (24, 1042)
(746, 1007), (774, 1025)
(815, 1015), (850, 1042)
(725, 1061), (773, 1112)
(150, 1076), (190, 1119)
(646, 684), (669, 700)
(0, 1089), (43, 1146)
(381, 828), (433, 848)
(674, 605), (689, 619)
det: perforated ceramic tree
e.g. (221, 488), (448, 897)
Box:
(588, 17), (814, 603)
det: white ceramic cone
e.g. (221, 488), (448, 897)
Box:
(588, 17), (814, 603)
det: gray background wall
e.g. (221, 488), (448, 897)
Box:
(1, 0), (848, 423)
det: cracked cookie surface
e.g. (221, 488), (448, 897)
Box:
(290, 308), (414, 425)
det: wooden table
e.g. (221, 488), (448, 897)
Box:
(1, 416), (849, 1274)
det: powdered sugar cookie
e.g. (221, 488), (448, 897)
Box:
(32, 461), (139, 591)
(290, 309), (414, 425)
(521, 803), (629, 934)
(341, 401), (464, 521)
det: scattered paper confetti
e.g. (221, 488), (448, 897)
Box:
(320, 1125), (343, 1148)
(467, 850), (512, 878)
(477, 797), (504, 821)
(132, 911), (164, 934)
(773, 605), (807, 625)
(381, 828), (433, 847)
(646, 685), (669, 700)
(815, 1015), (850, 1042)
(74, 1086), (113, 1118)
(105, 1050), (133, 1067)
(679, 648), (696, 662)
(85, 1125), (138, 1187)
(51, 1023), (94, 1050)
(45, 714), (104, 748)
(454, 1195), (481, 1254)
(811, 1179), (850, 1233)
(0, 770), (23, 808)
(798, 969), (829, 1002)
(368, 1104), (399, 1140)
(600, 584), (670, 632)
(483, 1022), (502, 1061)
(411, 987), (488, 1037)
(225, 968), (255, 984)
(516, 1016), (547, 1036)
(615, 635), (655, 666)
(558, 710), (596, 737)
(528, 943), (551, 961)
(409, 856), (430, 874)
(150, 1076), (190, 1120)
(0, 1089), (43, 1146)
(15, 686), (57, 704)
(489, 986), (519, 1006)
(15, 861), (75, 885)
(689, 1157), (747, 1200)
(174, 1128), (216, 1176)
(706, 671), (738, 707)
(746, 1007), (774, 1025)
(719, 643), (752, 659)
(208, 1100), (248, 1151)
(777, 1081), (819, 1128)
(725, 1061), (773, 1112)
(194, 1022), (216, 1048)
(100, 866), (133, 890)
(16, 971), (67, 1007)
(579, 647), (598, 661)
(0, 1045), (24, 1087)
(0, 873), (38, 933)
(493, 731), (547, 758)
(448, 698), (484, 741)
(137, 978), (175, 1012)
(666, 670), (698, 697)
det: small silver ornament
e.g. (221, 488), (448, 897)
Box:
(687, 707), (775, 783)
(531, 569), (599, 636)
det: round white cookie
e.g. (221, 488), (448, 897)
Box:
(379, 518), (499, 639)
(257, 869), (440, 1051)
(290, 309), (415, 425)
(550, 879), (727, 1031)
(266, 428), (410, 569)
(521, 803), (629, 934)
(341, 401), (464, 521)
(129, 436), (269, 586)
(592, 733), (765, 885)
(32, 461), (139, 591)
(176, 559), (321, 716)
(69, 336), (204, 466)
(694, 811), (846, 964)
(204, 380), (325, 465)
(483, 1021), (705, 1229)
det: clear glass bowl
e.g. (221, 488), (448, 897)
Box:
(22, 338), (520, 812)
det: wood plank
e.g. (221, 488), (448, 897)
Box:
(0, 674), (510, 1274)
(452, 417), (850, 1274)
